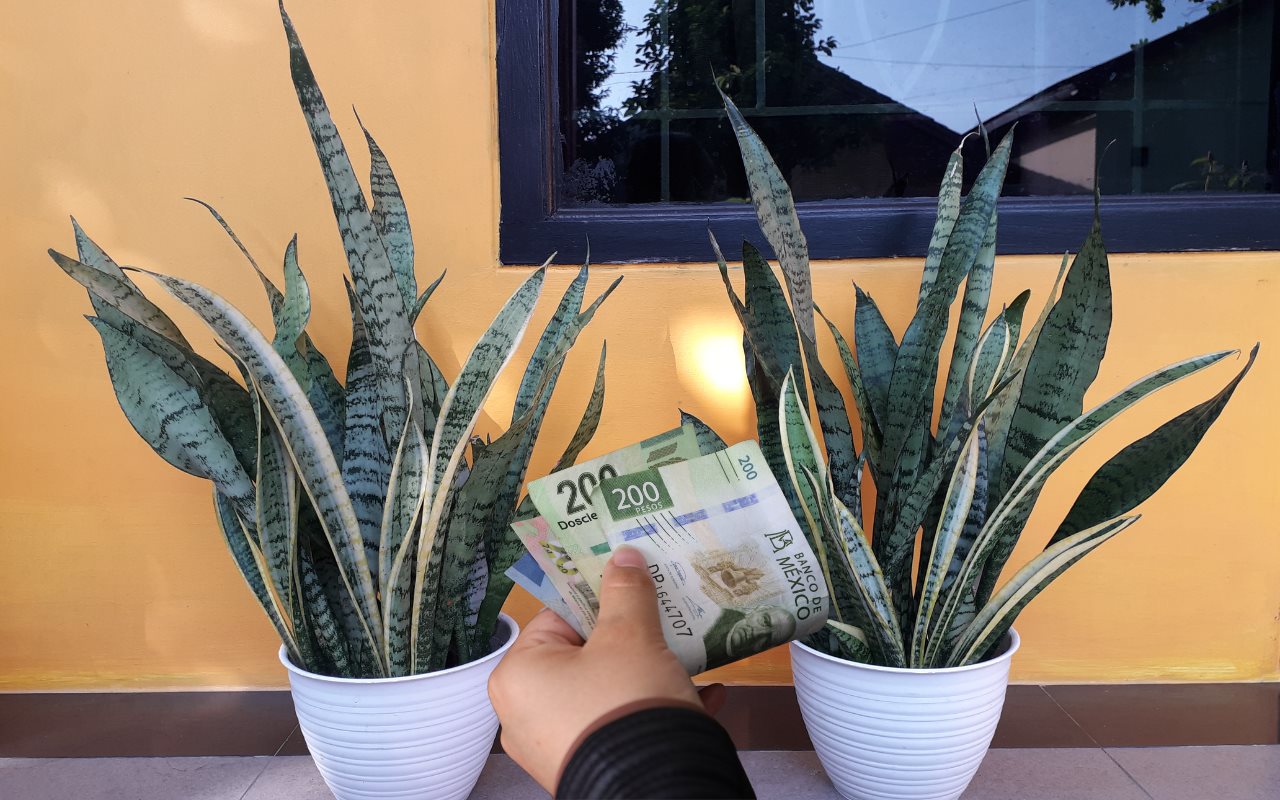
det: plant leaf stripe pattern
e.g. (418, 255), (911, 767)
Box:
(280, 1), (421, 446)
(712, 86), (1256, 668)
(50, 2), (616, 681)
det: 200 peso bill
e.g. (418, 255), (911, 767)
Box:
(592, 440), (830, 674)
(525, 423), (703, 590)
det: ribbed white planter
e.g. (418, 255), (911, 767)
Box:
(279, 614), (519, 800)
(791, 629), (1020, 800)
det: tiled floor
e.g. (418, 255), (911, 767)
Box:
(2, 747), (1278, 799)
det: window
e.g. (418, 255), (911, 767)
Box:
(498, 0), (1280, 264)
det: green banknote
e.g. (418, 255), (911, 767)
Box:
(525, 423), (703, 590)
(592, 440), (830, 675)
(509, 515), (600, 633)
(506, 551), (587, 638)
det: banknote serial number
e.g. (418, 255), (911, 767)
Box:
(651, 564), (694, 636)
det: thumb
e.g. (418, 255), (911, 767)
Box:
(594, 546), (663, 643)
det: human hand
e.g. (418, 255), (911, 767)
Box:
(488, 546), (726, 794)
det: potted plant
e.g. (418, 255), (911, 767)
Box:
(710, 93), (1257, 800)
(46, 6), (617, 800)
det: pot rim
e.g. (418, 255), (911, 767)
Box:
(790, 627), (1020, 675)
(277, 612), (520, 685)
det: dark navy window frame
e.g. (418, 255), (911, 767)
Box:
(496, 0), (1280, 265)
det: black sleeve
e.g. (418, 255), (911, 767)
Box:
(556, 706), (755, 799)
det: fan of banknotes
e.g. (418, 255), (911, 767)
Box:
(506, 422), (832, 675)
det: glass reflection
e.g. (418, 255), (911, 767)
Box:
(558, 0), (1276, 204)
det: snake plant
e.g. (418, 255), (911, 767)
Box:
(47, 4), (617, 679)
(712, 91), (1258, 668)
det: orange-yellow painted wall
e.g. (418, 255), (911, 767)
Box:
(2, 1), (1277, 690)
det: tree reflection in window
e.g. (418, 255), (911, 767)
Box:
(557, 0), (1276, 207)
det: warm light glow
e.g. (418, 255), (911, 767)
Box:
(693, 333), (748, 396)
(669, 313), (752, 443)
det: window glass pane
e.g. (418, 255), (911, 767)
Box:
(558, 0), (1278, 206)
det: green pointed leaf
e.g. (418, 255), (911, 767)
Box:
(186, 205), (342, 460)
(413, 267), (548, 665)
(911, 421), (983, 666)
(302, 341), (346, 463)
(340, 281), (392, 581)
(64, 230), (260, 477)
(554, 344), (609, 472)
(71, 217), (125, 279)
(983, 254), (1070, 503)
(853, 285), (897, 435)
(87, 316), (255, 521)
(1000, 290), (1031, 369)
(720, 91), (814, 341)
(832, 498), (905, 667)
(678, 408), (726, 456)
(778, 371), (834, 573)
(881, 131), (1013, 470)
(998, 215), (1112, 502)
(801, 332), (859, 509)
(711, 234), (805, 408)
(273, 236), (310, 361)
(254, 407), (300, 627)
(410, 270), (446, 326)
(424, 267), (547, 502)
(1053, 344), (1258, 544)
(279, 2), (419, 442)
(513, 262), (587, 421)
(917, 137), (968, 308)
(749, 342), (805, 530)
(968, 311), (1014, 414)
(417, 343), (450, 420)
(144, 270), (385, 673)
(817, 305), (881, 474)
(380, 418), (427, 676)
(186, 198), (285, 313)
(441, 274), (618, 656)
(433, 367), (562, 668)
(938, 206), (998, 437)
(949, 515), (1139, 667)
(50, 250), (190, 347)
(930, 425), (989, 663)
(884, 374), (1017, 619)
(296, 534), (351, 675)
(934, 349), (1233, 638)
(825, 620), (873, 664)
(359, 117), (416, 309)
(798, 465), (905, 667)
(214, 491), (302, 665)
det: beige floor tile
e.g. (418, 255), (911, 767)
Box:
(962, 749), (1151, 800)
(1108, 746), (1280, 800)
(0, 757), (268, 800)
(241, 755), (551, 799)
(741, 751), (840, 798)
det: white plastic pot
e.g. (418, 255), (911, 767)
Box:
(790, 629), (1020, 800)
(280, 614), (519, 800)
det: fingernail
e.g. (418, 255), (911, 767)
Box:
(609, 545), (647, 570)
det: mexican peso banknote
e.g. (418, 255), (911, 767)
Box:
(591, 440), (829, 674)
(509, 515), (600, 634)
(505, 552), (587, 638)
(525, 423), (703, 591)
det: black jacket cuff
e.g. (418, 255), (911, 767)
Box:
(556, 705), (755, 799)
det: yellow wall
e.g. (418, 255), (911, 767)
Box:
(2, 1), (1277, 690)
